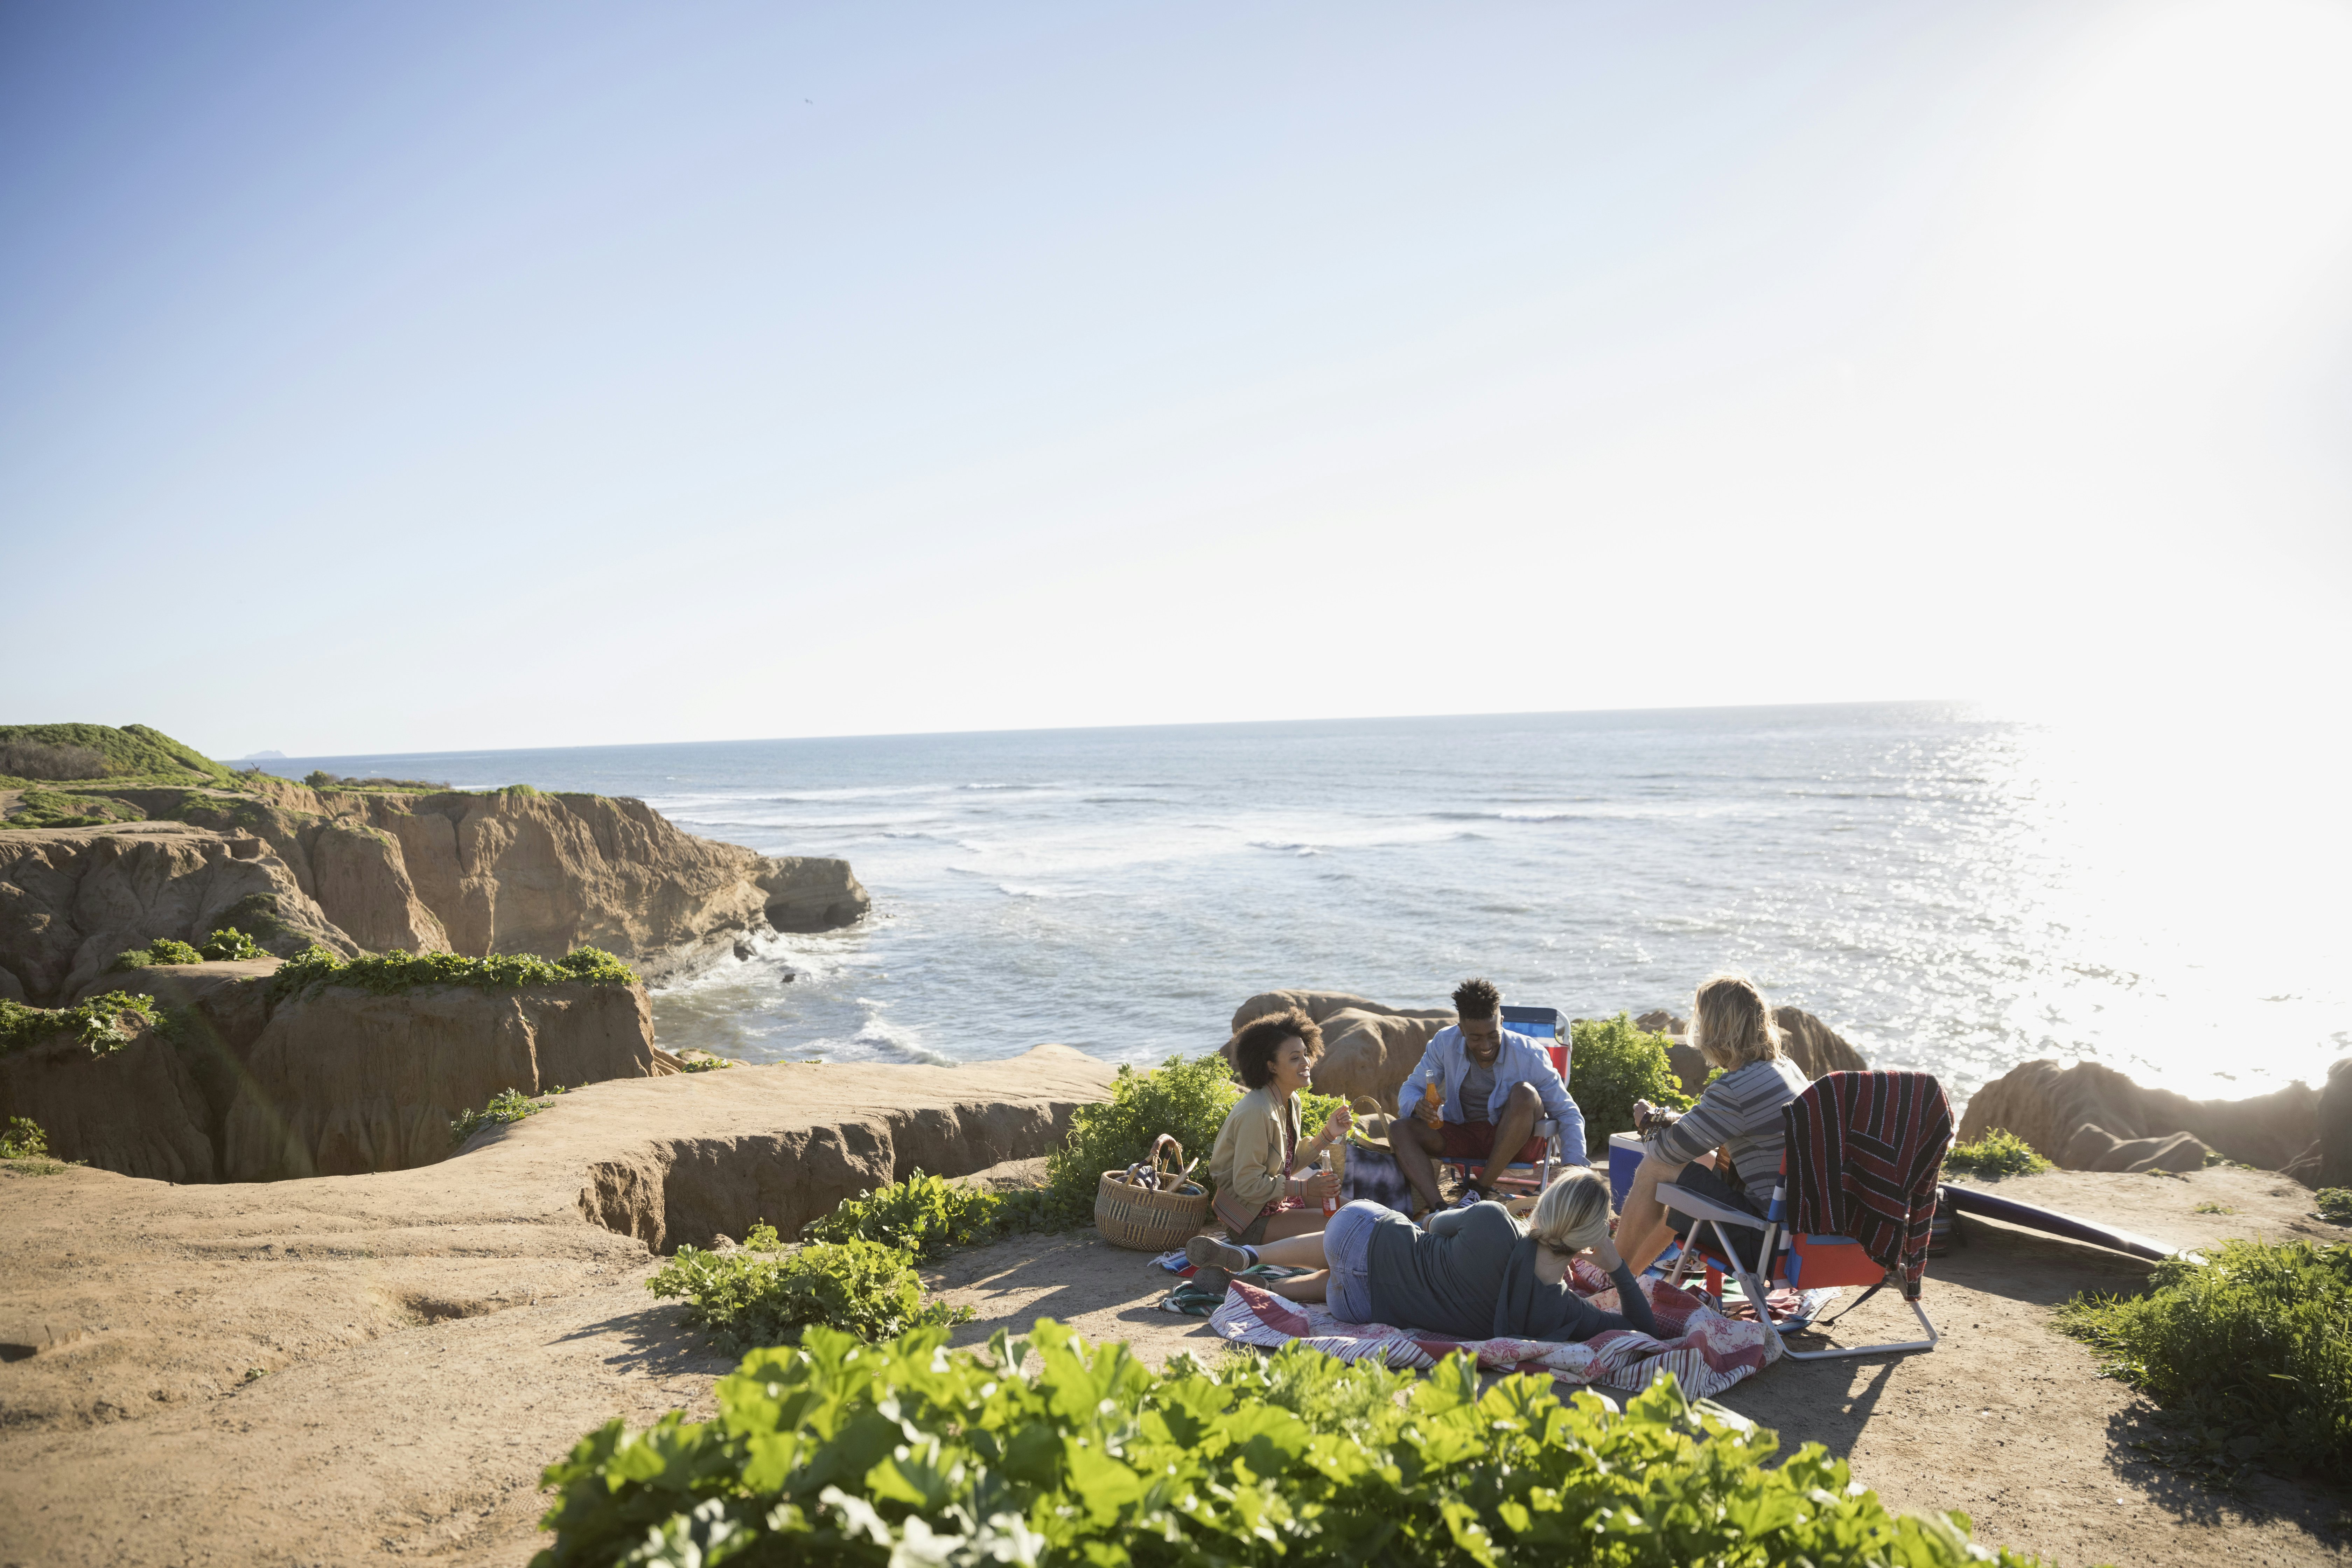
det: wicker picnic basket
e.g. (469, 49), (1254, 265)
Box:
(1095, 1133), (1210, 1251)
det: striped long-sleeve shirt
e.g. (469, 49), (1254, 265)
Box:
(1650, 1056), (1811, 1192)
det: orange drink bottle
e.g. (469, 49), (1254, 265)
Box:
(1422, 1079), (1442, 1118)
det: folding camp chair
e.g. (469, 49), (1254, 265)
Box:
(1656, 1072), (1944, 1361)
(1437, 1004), (1574, 1199)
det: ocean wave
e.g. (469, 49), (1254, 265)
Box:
(997, 882), (1093, 899)
(1248, 839), (1323, 856)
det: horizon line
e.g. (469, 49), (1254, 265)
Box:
(232, 695), (1981, 764)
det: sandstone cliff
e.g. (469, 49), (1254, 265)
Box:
(1957, 1058), (2319, 1175)
(2, 784), (869, 1003)
(0, 824), (358, 1005)
(1, 958), (661, 1182)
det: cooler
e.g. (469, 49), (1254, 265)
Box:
(1608, 1131), (1647, 1208)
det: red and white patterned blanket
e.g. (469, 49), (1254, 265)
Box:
(1207, 1261), (1779, 1398)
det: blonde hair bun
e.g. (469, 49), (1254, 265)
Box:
(1528, 1167), (1612, 1255)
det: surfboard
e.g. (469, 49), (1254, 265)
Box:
(1942, 1182), (2180, 1261)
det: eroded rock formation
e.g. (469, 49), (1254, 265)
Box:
(225, 980), (657, 1181)
(0, 825), (357, 1005)
(1, 785), (869, 1003)
(1957, 1058), (2318, 1175)
(1, 958), (661, 1182)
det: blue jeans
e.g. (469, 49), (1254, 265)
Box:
(1323, 1199), (1382, 1323)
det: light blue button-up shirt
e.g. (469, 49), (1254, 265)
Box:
(1399, 1025), (1589, 1165)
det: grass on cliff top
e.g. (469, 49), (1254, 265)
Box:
(449, 1085), (566, 1147)
(0, 788), (148, 830)
(0, 723), (238, 791)
(2056, 1237), (2352, 1487)
(1944, 1128), (2054, 1178)
(0, 992), (161, 1058)
(112, 927), (267, 971)
(268, 943), (639, 1002)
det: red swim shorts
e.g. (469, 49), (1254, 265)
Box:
(1439, 1120), (1548, 1165)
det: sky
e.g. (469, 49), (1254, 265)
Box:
(1, 0), (2347, 758)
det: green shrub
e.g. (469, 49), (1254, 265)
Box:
(200, 926), (266, 961)
(802, 1170), (1070, 1255)
(1567, 1012), (1693, 1157)
(271, 943), (638, 1003)
(533, 1319), (2038, 1568)
(0, 788), (146, 830)
(2309, 1188), (2352, 1225)
(2056, 1238), (2352, 1482)
(449, 1085), (565, 1146)
(645, 1229), (972, 1352)
(1043, 1050), (1240, 1220)
(1944, 1128), (2053, 1178)
(113, 937), (206, 969)
(676, 1053), (735, 1072)
(803, 1169), (1011, 1257)
(1, 1116), (49, 1158)
(0, 992), (160, 1057)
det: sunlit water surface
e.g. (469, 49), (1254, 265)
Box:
(280, 704), (2350, 1109)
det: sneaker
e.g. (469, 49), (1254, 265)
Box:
(1184, 1233), (1254, 1274)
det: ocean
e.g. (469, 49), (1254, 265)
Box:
(272, 703), (2349, 1110)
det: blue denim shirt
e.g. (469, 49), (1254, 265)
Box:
(1399, 1026), (1588, 1165)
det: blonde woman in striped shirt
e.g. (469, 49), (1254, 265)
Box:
(1614, 973), (1810, 1277)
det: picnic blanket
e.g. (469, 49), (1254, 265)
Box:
(1208, 1260), (1780, 1397)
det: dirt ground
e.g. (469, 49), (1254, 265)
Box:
(1, 1159), (2345, 1567)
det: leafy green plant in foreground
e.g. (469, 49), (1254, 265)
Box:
(271, 943), (638, 1003)
(2056, 1238), (2352, 1483)
(0, 992), (161, 1057)
(533, 1319), (2037, 1568)
(449, 1086), (565, 1146)
(1568, 1011), (1694, 1157)
(1943, 1128), (2054, 1178)
(645, 1227), (971, 1353)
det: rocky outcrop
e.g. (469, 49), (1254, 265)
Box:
(3, 785), (870, 1001)
(1229, 990), (1458, 1112)
(2, 957), (662, 1183)
(0, 824), (357, 1005)
(225, 980), (657, 1181)
(1775, 1006), (1869, 1079)
(1635, 1009), (1687, 1036)
(1661, 1005), (1867, 1097)
(1957, 1059), (2318, 1175)
(2283, 1058), (2351, 1189)
(0, 1020), (215, 1183)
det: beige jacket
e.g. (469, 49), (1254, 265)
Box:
(1209, 1084), (1304, 1234)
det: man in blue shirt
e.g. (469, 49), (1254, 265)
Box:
(1394, 978), (1588, 1216)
